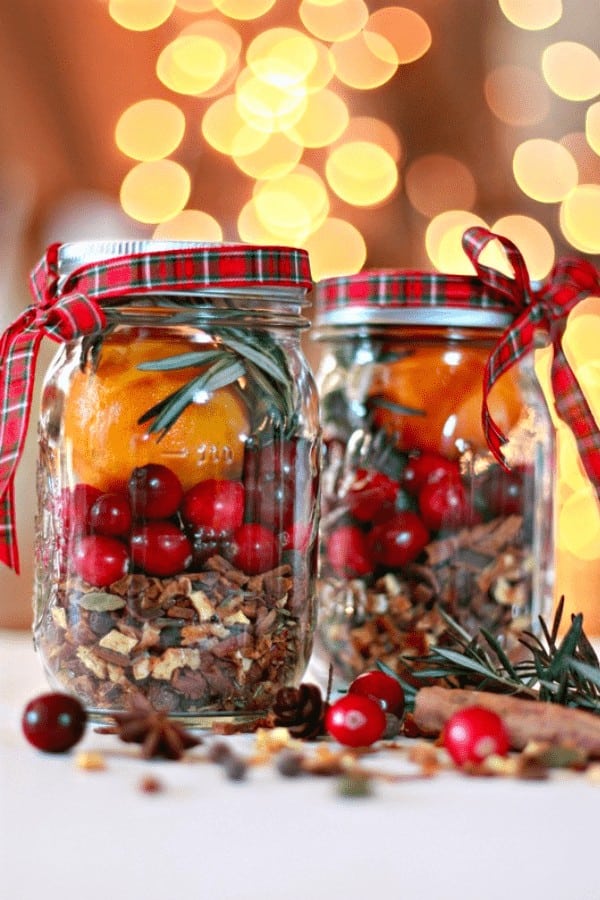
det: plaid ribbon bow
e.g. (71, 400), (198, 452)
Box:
(0, 240), (311, 573)
(0, 244), (107, 572)
(462, 227), (600, 490)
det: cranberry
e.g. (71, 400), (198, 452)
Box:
(345, 469), (399, 522)
(486, 467), (527, 516)
(130, 521), (192, 576)
(348, 670), (405, 717)
(22, 692), (87, 753)
(128, 464), (183, 520)
(418, 478), (471, 531)
(72, 534), (129, 586)
(280, 521), (312, 553)
(243, 438), (315, 531)
(65, 483), (103, 534)
(442, 706), (510, 766)
(89, 492), (132, 537)
(325, 694), (386, 747)
(402, 453), (460, 496)
(181, 479), (244, 532)
(367, 512), (429, 568)
(230, 523), (279, 574)
(326, 524), (373, 577)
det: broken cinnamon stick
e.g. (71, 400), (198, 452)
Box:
(413, 686), (600, 757)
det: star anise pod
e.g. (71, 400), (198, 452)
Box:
(272, 683), (327, 739)
(98, 694), (201, 760)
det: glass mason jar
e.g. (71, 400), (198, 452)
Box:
(311, 269), (555, 684)
(33, 240), (320, 723)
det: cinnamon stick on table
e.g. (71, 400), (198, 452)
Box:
(413, 686), (600, 757)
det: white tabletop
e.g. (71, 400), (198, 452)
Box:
(1, 628), (599, 900)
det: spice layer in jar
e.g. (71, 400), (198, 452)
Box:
(311, 268), (554, 684)
(33, 240), (320, 723)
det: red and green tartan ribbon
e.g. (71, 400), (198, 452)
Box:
(0, 241), (312, 573)
(463, 227), (600, 484)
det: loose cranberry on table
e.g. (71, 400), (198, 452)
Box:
(22, 692), (87, 753)
(89, 491), (132, 537)
(348, 670), (405, 718)
(442, 706), (510, 766)
(128, 464), (184, 520)
(230, 522), (279, 574)
(402, 452), (460, 496)
(130, 520), (192, 576)
(367, 511), (429, 568)
(345, 469), (399, 522)
(181, 478), (245, 532)
(326, 524), (373, 577)
(72, 534), (129, 587)
(325, 694), (387, 747)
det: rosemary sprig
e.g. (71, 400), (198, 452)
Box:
(380, 597), (600, 715)
(135, 326), (297, 437)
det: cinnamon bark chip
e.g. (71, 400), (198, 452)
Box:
(413, 686), (600, 757)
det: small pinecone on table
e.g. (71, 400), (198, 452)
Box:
(272, 683), (327, 739)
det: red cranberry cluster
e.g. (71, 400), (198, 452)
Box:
(324, 451), (525, 578)
(66, 439), (317, 588)
(325, 669), (405, 746)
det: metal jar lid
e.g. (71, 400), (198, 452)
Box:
(313, 269), (516, 329)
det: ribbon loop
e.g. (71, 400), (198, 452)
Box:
(461, 227), (600, 496)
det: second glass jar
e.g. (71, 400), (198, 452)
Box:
(311, 270), (555, 683)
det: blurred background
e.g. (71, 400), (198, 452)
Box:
(1, 0), (599, 627)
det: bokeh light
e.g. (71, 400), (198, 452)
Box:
(560, 132), (600, 184)
(341, 116), (402, 161)
(252, 165), (330, 242)
(491, 215), (555, 281)
(512, 139), (578, 203)
(115, 99), (185, 161)
(109, 0), (175, 31)
(367, 6), (432, 64)
(233, 131), (303, 179)
(283, 89), (349, 148)
(484, 65), (550, 127)
(331, 31), (398, 89)
(586, 102), (600, 156)
(157, 35), (228, 95)
(247, 29), (319, 87)
(405, 154), (476, 217)
(212, 0), (277, 20)
(425, 210), (489, 273)
(542, 42), (600, 101)
(237, 197), (282, 244)
(560, 185), (600, 254)
(235, 66), (308, 133)
(299, 0), (369, 43)
(152, 209), (223, 241)
(558, 487), (600, 559)
(201, 94), (266, 156)
(326, 141), (398, 206)
(120, 160), (191, 223)
(175, 0), (213, 10)
(498, 0), (562, 31)
(302, 217), (367, 280)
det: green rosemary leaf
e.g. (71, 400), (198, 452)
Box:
(244, 360), (289, 424)
(367, 394), (426, 418)
(546, 613), (583, 679)
(575, 627), (600, 667)
(138, 356), (246, 434)
(431, 648), (499, 679)
(219, 331), (289, 387)
(437, 608), (477, 645)
(479, 627), (520, 679)
(569, 659), (600, 692)
(136, 349), (223, 371)
(550, 595), (565, 644)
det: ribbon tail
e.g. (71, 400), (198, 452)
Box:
(552, 344), (600, 501)
(0, 319), (42, 573)
(0, 481), (19, 573)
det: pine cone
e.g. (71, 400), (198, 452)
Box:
(272, 683), (327, 740)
